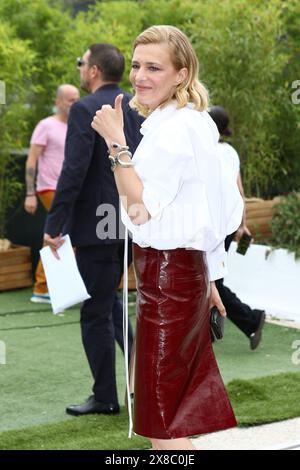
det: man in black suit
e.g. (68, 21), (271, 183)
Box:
(44, 44), (143, 415)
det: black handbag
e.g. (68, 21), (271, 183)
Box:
(210, 306), (224, 340)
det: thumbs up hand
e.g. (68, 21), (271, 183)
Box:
(114, 93), (124, 123)
(91, 93), (125, 147)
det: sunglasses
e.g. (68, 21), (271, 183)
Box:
(76, 57), (86, 67)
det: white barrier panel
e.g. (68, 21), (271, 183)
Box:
(225, 242), (300, 322)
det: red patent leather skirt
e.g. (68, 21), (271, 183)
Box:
(132, 244), (237, 439)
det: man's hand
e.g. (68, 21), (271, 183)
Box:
(209, 281), (226, 317)
(43, 233), (65, 259)
(235, 225), (252, 243)
(24, 195), (38, 215)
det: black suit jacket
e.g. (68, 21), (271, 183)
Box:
(45, 84), (143, 246)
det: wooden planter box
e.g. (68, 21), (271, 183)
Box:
(245, 196), (282, 238)
(0, 245), (32, 291)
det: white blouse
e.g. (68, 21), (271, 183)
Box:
(121, 101), (244, 281)
(217, 142), (240, 181)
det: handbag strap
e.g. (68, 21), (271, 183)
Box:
(123, 226), (133, 437)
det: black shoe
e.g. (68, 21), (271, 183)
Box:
(66, 395), (120, 416)
(249, 311), (266, 350)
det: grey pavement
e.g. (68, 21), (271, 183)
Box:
(192, 417), (300, 450)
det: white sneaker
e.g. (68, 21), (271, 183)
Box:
(30, 293), (51, 304)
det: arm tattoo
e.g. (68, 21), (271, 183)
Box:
(26, 167), (36, 193)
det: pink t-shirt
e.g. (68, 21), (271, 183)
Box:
(30, 116), (67, 192)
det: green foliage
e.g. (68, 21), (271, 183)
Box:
(57, 0), (143, 91)
(1, 0), (300, 238)
(271, 193), (300, 258)
(0, 0), (70, 239)
(120, 0), (300, 197)
(184, 0), (294, 196)
(271, 0), (300, 195)
(0, 0), (72, 129)
(0, 20), (36, 237)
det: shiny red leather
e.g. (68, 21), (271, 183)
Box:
(132, 244), (237, 439)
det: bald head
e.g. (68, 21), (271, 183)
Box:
(56, 84), (79, 99)
(55, 84), (80, 119)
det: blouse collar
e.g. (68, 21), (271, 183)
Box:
(140, 100), (179, 136)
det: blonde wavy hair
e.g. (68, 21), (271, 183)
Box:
(129, 25), (209, 117)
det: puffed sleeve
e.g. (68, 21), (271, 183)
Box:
(139, 124), (194, 219)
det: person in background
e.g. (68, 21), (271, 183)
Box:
(208, 105), (266, 350)
(43, 44), (143, 417)
(24, 84), (80, 303)
(92, 26), (244, 450)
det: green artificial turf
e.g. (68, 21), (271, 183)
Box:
(0, 288), (136, 431)
(1, 287), (300, 449)
(213, 315), (300, 383)
(228, 372), (300, 426)
(1, 372), (300, 450)
(0, 410), (149, 450)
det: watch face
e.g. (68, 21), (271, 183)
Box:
(112, 142), (129, 150)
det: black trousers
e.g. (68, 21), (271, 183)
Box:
(216, 233), (261, 338)
(76, 242), (133, 405)
(215, 278), (261, 337)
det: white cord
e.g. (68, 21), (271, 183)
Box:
(123, 227), (133, 438)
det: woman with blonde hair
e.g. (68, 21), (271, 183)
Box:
(92, 25), (243, 450)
